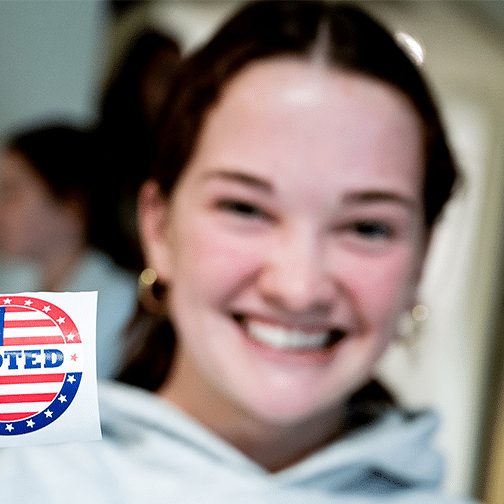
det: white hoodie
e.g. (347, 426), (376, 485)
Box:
(0, 380), (478, 504)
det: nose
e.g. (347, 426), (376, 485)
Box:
(257, 229), (335, 316)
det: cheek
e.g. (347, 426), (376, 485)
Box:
(22, 191), (55, 225)
(3, 196), (43, 241)
(171, 218), (265, 299)
(344, 247), (422, 326)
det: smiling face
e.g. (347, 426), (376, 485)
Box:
(142, 58), (427, 427)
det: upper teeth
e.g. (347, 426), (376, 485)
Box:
(247, 321), (330, 350)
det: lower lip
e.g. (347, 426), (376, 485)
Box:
(236, 322), (346, 366)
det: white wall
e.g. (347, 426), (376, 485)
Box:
(0, 0), (106, 140)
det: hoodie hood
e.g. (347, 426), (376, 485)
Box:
(95, 381), (476, 504)
(0, 380), (477, 504)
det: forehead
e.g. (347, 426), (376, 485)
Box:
(1, 149), (34, 179)
(0, 148), (51, 196)
(185, 57), (424, 199)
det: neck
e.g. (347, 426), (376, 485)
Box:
(159, 350), (345, 472)
(227, 404), (344, 472)
(37, 239), (87, 291)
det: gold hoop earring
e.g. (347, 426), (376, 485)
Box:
(396, 304), (429, 347)
(138, 268), (168, 316)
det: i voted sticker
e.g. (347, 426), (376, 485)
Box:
(0, 292), (100, 446)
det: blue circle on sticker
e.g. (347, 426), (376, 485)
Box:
(0, 296), (83, 435)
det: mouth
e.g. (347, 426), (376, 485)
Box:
(232, 314), (347, 352)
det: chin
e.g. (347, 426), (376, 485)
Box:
(221, 371), (354, 428)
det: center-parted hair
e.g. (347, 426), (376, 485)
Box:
(152, 0), (457, 228)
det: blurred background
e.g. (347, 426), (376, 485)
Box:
(0, 1), (503, 502)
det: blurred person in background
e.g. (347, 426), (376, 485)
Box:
(0, 123), (137, 378)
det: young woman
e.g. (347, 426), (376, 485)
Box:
(0, 2), (478, 503)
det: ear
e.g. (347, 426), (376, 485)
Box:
(137, 179), (173, 283)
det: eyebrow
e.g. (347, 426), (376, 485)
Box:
(201, 170), (419, 211)
(201, 169), (273, 193)
(342, 191), (420, 211)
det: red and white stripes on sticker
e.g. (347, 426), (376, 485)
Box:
(0, 306), (66, 420)
(2, 306), (64, 346)
(0, 373), (65, 421)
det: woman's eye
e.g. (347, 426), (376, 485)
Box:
(216, 199), (268, 220)
(352, 221), (393, 239)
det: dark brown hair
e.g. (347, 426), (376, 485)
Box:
(6, 123), (92, 204)
(118, 0), (458, 391)
(90, 30), (182, 272)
